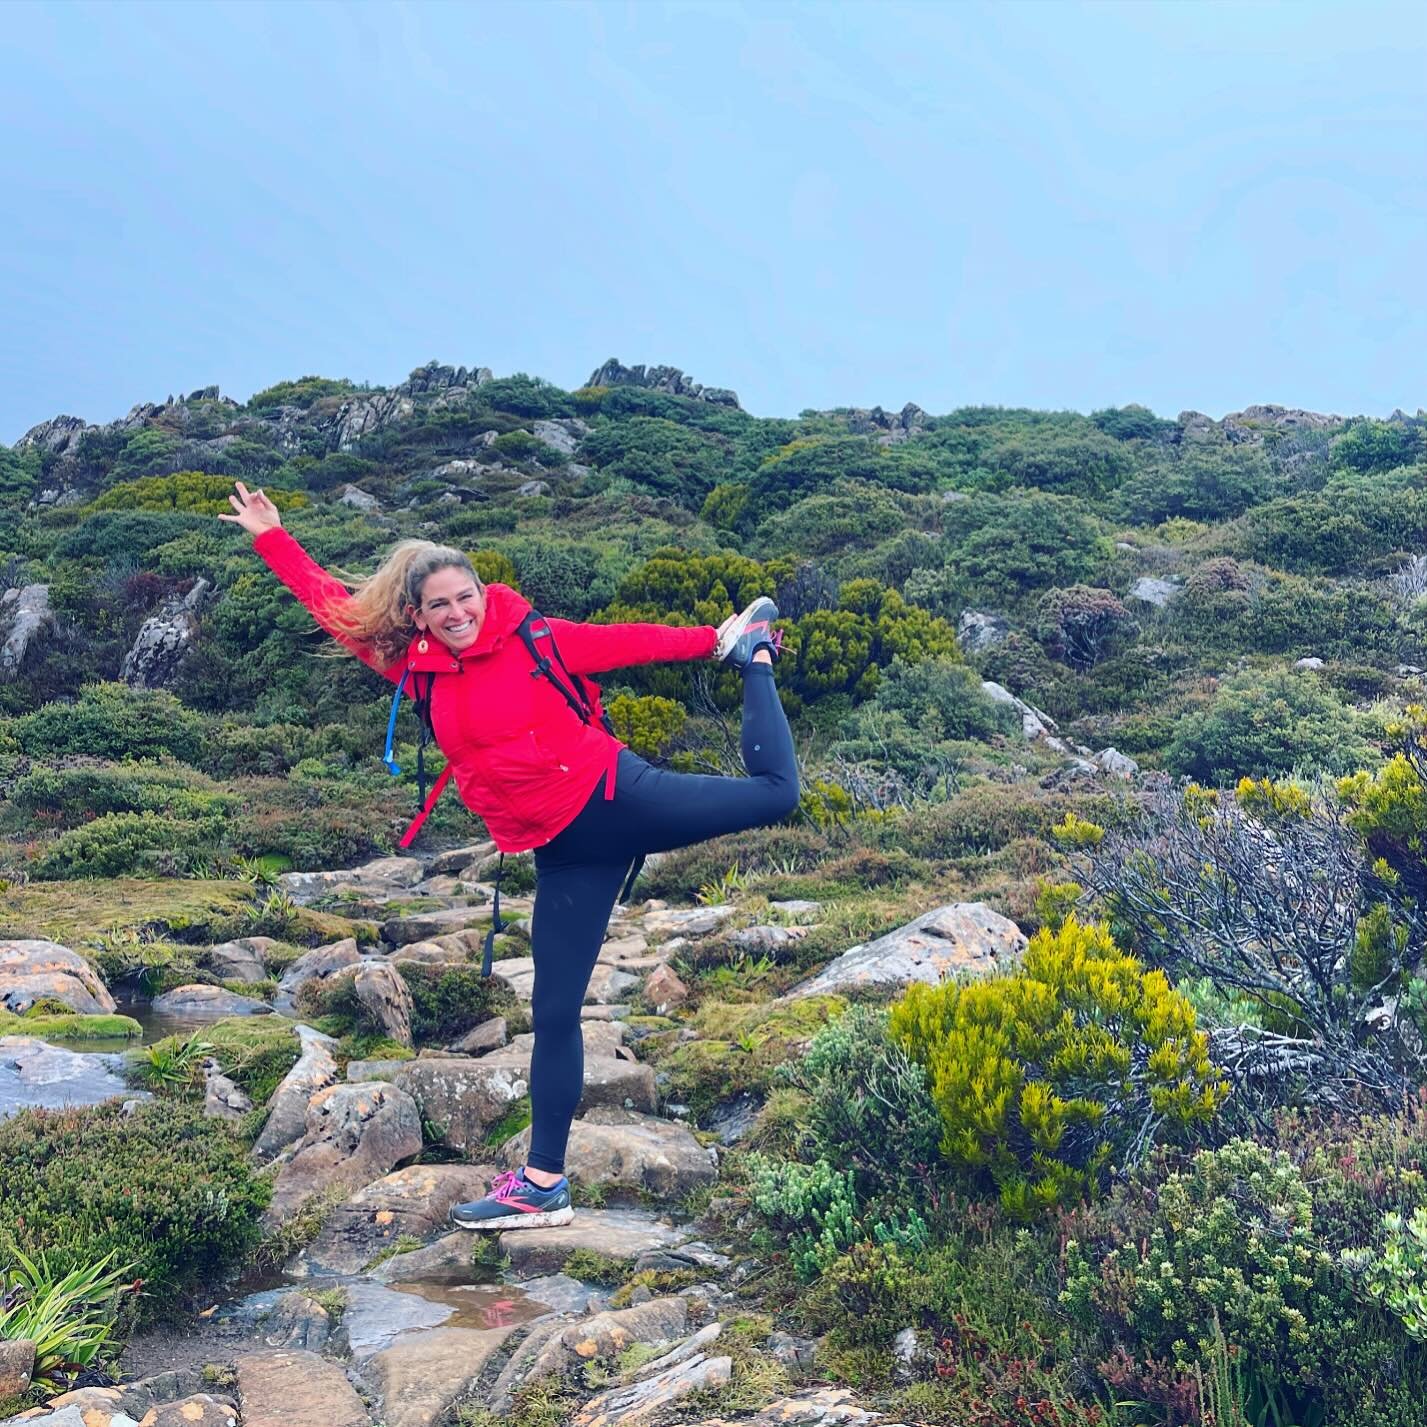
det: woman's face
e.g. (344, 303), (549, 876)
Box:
(412, 567), (486, 653)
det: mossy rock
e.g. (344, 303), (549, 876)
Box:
(202, 1015), (303, 1103)
(641, 994), (846, 1119)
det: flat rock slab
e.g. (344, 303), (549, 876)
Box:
(296, 1163), (499, 1274)
(135, 1396), (238, 1427)
(236, 1349), (370, 1427)
(494, 958), (638, 1004)
(362, 1325), (515, 1427)
(495, 1207), (692, 1279)
(152, 985), (272, 1018)
(789, 902), (1026, 998)
(0, 1036), (130, 1117)
(502, 1108), (718, 1198)
(340, 1279), (455, 1360)
(641, 905), (738, 940)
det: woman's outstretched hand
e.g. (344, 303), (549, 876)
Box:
(219, 481), (283, 537)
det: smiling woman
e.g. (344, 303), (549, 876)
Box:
(221, 477), (800, 1227)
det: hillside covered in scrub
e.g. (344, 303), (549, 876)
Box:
(4, 361), (1427, 1427)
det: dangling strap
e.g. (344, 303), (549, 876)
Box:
(481, 853), (506, 977)
(618, 855), (645, 905)
(383, 669), (412, 775)
(398, 765), (453, 849)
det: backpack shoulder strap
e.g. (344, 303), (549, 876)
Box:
(519, 611), (611, 732)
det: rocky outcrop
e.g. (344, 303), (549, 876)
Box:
(337, 483), (381, 512)
(388, 1056), (528, 1153)
(531, 418), (589, 455)
(817, 402), (929, 445)
(206, 936), (277, 982)
(957, 609), (1010, 653)
(251, 1024), (339, 1161)
(586, 359), (740, 409)
(273, 938), (360, 1012)
(263, 1081), (422, 1227)
(120, 578), (210, 687)
(789, 903), (1027, 997)
(980, 681), (1069, 752)
(0, 939), (116, 1014)
(0, 584), (52, 679)
(573, 1352), (732, 1427)
(14, 413), (88, 455)
(1128, 576), (1179, 608)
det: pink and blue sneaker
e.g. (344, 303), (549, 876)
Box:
(449, 1168), (574, 1231)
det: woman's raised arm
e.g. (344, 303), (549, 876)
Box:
(220, 481), (400, 681)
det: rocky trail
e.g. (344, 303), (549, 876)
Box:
(0, 840), (1017, 1427)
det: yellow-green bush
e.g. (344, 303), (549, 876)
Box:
(888, 916), (1226, 1218)
(605, 692), (686, 759)
(92, 471), (308, 516)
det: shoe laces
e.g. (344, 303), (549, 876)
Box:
(490, 1170), (523, 1203)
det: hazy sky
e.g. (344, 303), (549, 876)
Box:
(3, 0), (1424, 441)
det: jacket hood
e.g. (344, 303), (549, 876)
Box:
(403, 583), (531, 671)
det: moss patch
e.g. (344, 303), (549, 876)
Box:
(640, 994), (847, 1119)
(0, 1010), (142, 1042)
(203, 1015), (302, 1103)
(0, 878), (373, 954)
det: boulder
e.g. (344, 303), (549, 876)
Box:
(531, 418), (587, 455)
(235, 1349), (370, 1427)
(151, 985), (271, 1018)
(206, 936), (278, 982)
(0, 1338), (34, 1400)
(573, 1353), (732, 1427)
(327, 960), (414, 1047)
(203, 1059), (253, 1120)
(0, 584), (52, 679)
(263, 1081), (423, 1227)
(388, 1056), (528, 1153)
(494, 957), (637, 1004)
(0, 939), (116, 1014)
(1128, 576), (1179, 608)
(643, 964), (688, 1014)
(446, 1015), (507, 1054)
(1295, 656), (1325, 670)
(474, 1048), (655, 1114)
(517, 479), (550, 497)
(427, 840), (497, 875)
(979, 681), (1067, 750)
(1092, 747), (1139, 778)
(354, 855), (427, 887)
(789, 902), (1026, 998)
(957, 609), (1010, 654)
(273, 938), (360, 1013)
(294, 1163), (499, 1275)
(337, 484), (381, 513)
(726, 925), (809, 957)
(120, 579), (210, 688)
(251, 1024), (339, 1161)
(501, 1108), (718, 1198)
(641, 905), (738, 939)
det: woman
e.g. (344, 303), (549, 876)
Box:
(222, 481), (798, 1229)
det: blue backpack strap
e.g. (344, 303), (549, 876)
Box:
(383, 669), (411, 775)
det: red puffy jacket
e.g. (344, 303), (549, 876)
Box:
(254, 528), (717, 852)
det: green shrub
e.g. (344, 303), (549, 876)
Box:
(399, 963), (517, 1045)
(1063, 1141), (1333, 1391)
(1165, 668), (1373, 785)
(17, 683), (205, 763)
(30, 810), (226, 880)
(0, 1100), (269, 1323)
(91, 471), (306, 516)
(889, 917), (1226, 1218)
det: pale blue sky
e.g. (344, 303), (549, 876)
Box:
(3, 0), (1424, 441)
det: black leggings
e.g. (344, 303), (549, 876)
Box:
(526, 664), (799, 1173)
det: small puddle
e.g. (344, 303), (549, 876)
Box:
(391, 1280), (556, 1333)
(110, 995), (239, 1045)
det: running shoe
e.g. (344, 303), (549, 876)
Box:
(448, 1169), (574, 1230)
(716, 597), (781, 668)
